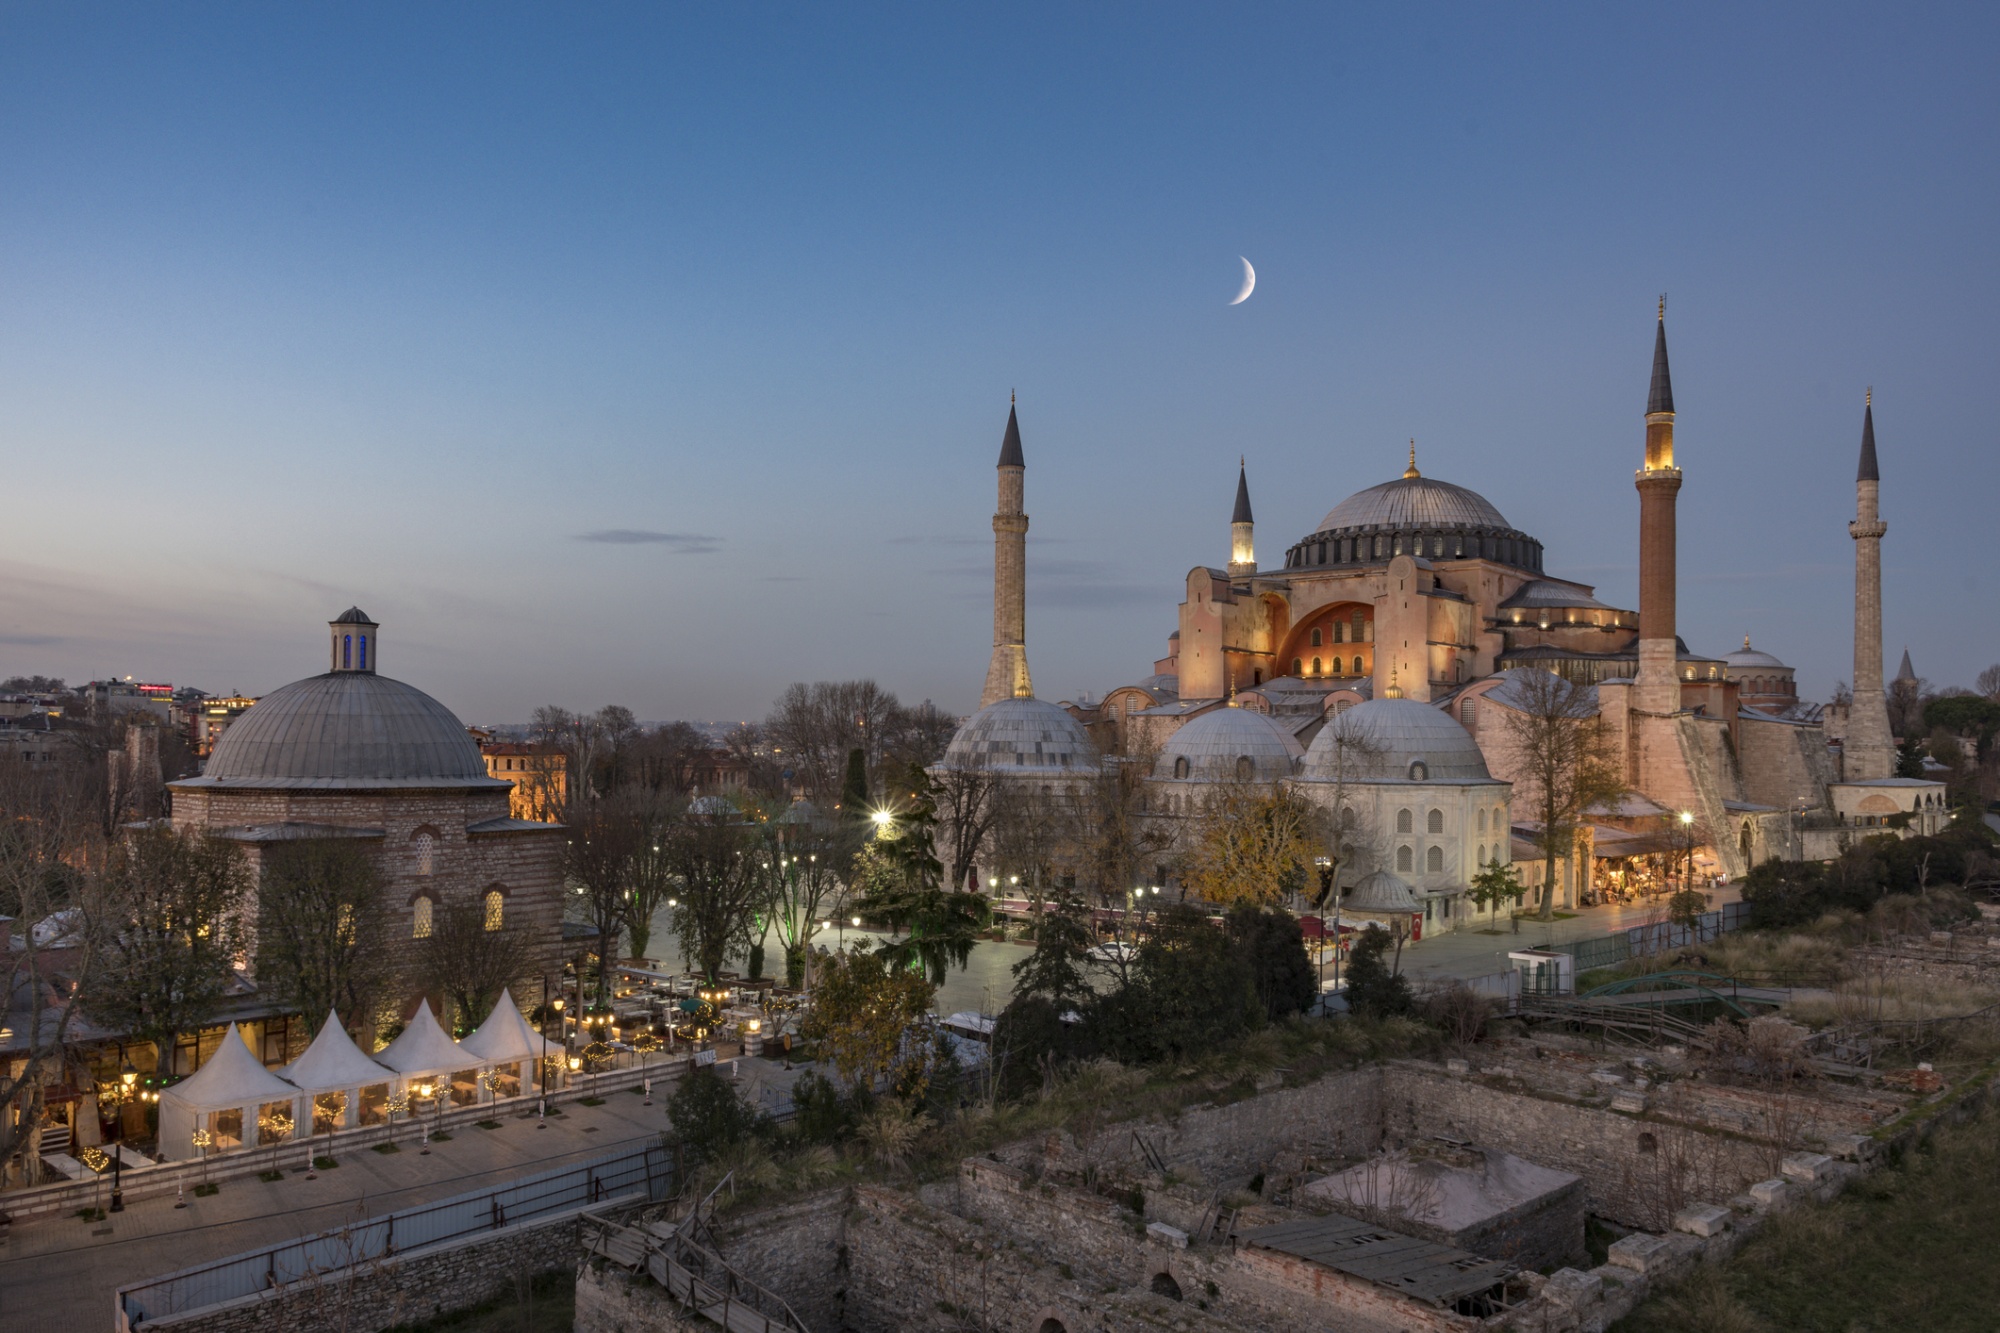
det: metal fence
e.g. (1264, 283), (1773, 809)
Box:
(115, 1141), (672, 1327)
(1551, 900), (1752, 974)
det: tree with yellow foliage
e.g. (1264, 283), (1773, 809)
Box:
(1181, 784), (1326, 907)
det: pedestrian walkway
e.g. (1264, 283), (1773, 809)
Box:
(1395, 887), (1744, 983)
(0, 1090), (670, 1333)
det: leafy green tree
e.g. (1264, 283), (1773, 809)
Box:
(1010, 895), (1096, 1007)
(991, 896), (1097, 1101)
(1342, 927), (1412, 1019)
(798, 947), (935, 1090)
(86, 825), (251, 1070)
(1091, 903), (1260, 1063)
(254, 838), (395, 1039)
(839, 746), (871, 826)
(1225, 904), (1316, 1021)
(1895, 736), (1927, 779)
(865, 765), (991, 984)
(665, 1065), (760, 1167)
(1923, 694), (2000, 759)
(1465, 858), (1525, 921)
(1668, 887), (1711, 934)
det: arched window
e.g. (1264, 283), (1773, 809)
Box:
(1173, 756), (1189, 780)
(1292, 658), (1302, 676)
(1476, 843), (1485, 865)
(1235, 756), (1254, 781)
(1396, 808), (1413, 834)
(1333, 620), (1345, 643)
(1339, 805), (1356, 828)
(1427, 808), (1444, 834)
(1312, 657), (1322, 675)
(1310, 627), (1322, 646)
(1396, 845), (1413, 872)
(413, 831), (436, 877)
(1463, 700), (1478, 730)
(1427, 846), (1444, 873)
(1151, 1271), (1183, 1301)
(1409, 761), (1428, 782)
(412, 895), (433, 939)
(342, 634), (352, 669)
(1477, 807), (1487, 831)
(483, 889), (505, 931)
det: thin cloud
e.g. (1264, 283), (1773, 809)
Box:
(0, 632), (62, 645)
(575, 530), (722, 553)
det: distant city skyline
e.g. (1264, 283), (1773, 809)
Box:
(2, 5), (1995, 720)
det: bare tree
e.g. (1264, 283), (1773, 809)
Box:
(753, 798), (851, 986)
(1080, 757), (1180, 906)
(0, 758), (105, 1185)
(665, 798), (766, 983)
(418, 899), (536, 1035)
(255, 837), (398, 1041)
(987, 782), (1086, 912)
(763, 680), (905, 800)
(929, 765), (1003, 893)
(85, 824), (251, 1072)
(1498, 670), (1625, 920)
(1979, 663), (2000, 704)
(1301, 713), (1391, 906)
(564, 797), (645, 1005)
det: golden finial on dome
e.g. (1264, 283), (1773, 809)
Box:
(1385, 665), (1403, 699)
(1743, 634), (1752, 651)
(1403, 439), (1420, 480)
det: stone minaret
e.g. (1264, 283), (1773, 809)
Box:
(981, 400), (1034, 707)
(1228, 458), (1256, 577)
(1633, 300), (1683, 715)
(1843, 391), (1895, 779)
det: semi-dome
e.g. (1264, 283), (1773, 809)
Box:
(1153, 706), (1302, 783)
(183, 673), (503, 790)
(1317, 475), (1511, 534)
(941, 696), (1096, 774)
(1301, 697), (1492, 784)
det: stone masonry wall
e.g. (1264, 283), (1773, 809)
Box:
(705, 1188), (850, 1333)
(140, 1212), (581, 1333)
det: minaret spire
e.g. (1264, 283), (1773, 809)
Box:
(1844, 390), (1894, 779)
(1403, 439), (1420, 479)
(982, 398), (1033, 707)
(1228, 457), (1256, 577)
(1633, 301), (1683, 714)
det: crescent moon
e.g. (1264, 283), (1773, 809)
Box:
(1229, 256), (1256, 305)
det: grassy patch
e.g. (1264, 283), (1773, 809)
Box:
(312, 1155), (339, 1170)
(372, 1142), (401, 1154)
(257, 1169), (284, 1183)
(579, 1096), (606, 1107)
(383, 1268), (574, 1333)
(76, 1206), (106, 1222)
(429, 1131), (453, 1142)
(1615, 1103), (2000, 1332)
(475, 1119), (502, 1130)
(192, 1182), (219, 1197)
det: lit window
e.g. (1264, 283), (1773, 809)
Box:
(413, 831), (436, 877)
(1292, 658), (1302, 676)
(358, 635), (368, 670)
(1313, 657), (1322, 675)
(412, 896), (433, 939)
(342, 634), (352, 669)
(483, 890), (505, 932)
(1353, 656), (1363, 675)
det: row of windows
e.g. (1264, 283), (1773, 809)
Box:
(340, 633), (370, 670)
(1307, 613), (1372, 646)
(1391, 804), (1507, 836)
(411, 889), (506, 938)
(1287, 531), (1542, 570)
(1295, 656), (1367, 677)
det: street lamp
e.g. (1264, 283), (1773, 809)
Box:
(1678, 810), (1696, 897)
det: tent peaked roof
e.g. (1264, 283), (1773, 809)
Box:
(283, 1010), (393, 1092)
(459, 989), (541, 1065)
(162, 1022), (297, 1109)
(374, 1000), (470, 1075)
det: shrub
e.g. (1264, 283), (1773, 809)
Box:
(665, 1066), (760, 1166)
(1225, 904), (1317, 1021)
(1344, 929), (1412, 1019)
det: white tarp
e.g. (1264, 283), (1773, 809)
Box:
(280, 1010), (394, 1130)
(373, 999), (471, 1083)
(157, 1023), (300, 1161)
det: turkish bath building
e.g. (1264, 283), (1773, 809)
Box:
(938, 310), (1943, 929)
(169, 609), (565, 1027)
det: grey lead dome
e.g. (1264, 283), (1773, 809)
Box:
(1301, 697), (1492, 784)
(184, 672), (506, 790)
(1316, 476), (1511, 534)
(941, 696), (1096, 774)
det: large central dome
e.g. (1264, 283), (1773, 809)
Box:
(184, 673), (504, 790)
(1316, 475), (1511, 533)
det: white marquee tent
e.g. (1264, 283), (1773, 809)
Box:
(457, 989), (541, 1100)
(374, 1000), (480, 1108)
(280, 1011), (395, 1132)
(158, 1023), (302, 1161)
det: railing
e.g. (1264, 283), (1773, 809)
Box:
(1551, 901), (1752, 973)
(115, 1141), (672, 1328)
(582, 1174), (808, 1333)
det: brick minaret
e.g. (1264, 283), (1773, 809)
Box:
(1227, 458), (1256, 577)
(981, 399), (1034, 707)
(1633, 301), (1683, 715)
(1844, 391), (1895, 779)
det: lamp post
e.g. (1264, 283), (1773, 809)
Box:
(109, 1063), (136, 1212)
(1678, 810), (1696, 895)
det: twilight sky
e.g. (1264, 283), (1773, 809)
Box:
(1, 4), (1995, 725)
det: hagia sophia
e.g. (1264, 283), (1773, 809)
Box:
(938, 308), (1949, 930)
